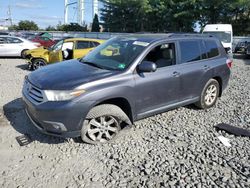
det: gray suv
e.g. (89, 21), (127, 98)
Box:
(22, 34), (232, 144)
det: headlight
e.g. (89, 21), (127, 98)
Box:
(44, 89), (85, 101)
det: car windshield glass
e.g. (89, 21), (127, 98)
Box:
(80, 37), (149, 71)
(203, 31), (231, 43)
(51, 40), (63, 51)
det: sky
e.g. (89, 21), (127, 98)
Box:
(0, 0), (99, 29)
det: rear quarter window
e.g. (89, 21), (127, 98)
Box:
(205, 40), (219, 58)
(76, 41), (90, 49)
(179, 40), (201, 63)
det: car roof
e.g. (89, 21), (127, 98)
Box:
(64, 38), (105, 43)
(115, 33), (216, 43)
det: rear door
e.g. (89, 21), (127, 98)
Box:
(0, 37), (7, 56)
(73, 41), (94, 58)
(5, 37), (24, 56)
(177, 39), (211, 100)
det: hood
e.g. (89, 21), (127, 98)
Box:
(28, 59), (117, 90)
(26, 47), (48, 56)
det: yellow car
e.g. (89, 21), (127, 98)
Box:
(25, 38), (105, 70)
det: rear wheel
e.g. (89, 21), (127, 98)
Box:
(32, 58), (47, 70)
(81, 104), (131, 144)
(195, 79), (220, 109)
(21, 49), (28, 59)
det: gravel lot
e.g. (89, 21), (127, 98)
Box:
(0, 57), (249, 188)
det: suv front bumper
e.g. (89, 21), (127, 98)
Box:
(22, 91), (92, 138)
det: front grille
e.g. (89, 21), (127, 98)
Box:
(24, 80), (44, 103)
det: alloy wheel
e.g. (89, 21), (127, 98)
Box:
(33, 60), (45, 70)
(86, 116), (119, 143)
(204, 84), (217, 106)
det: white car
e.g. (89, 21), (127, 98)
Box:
(0, 35), (40, 58)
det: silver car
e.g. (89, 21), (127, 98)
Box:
(0, 35), (40, 58)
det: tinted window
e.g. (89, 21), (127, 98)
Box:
(92, 42), (100, 47)
(76, 41), (89, 49)
(41, 37), (50, 41)
(199, 40), (207, 59)
(144, 43), (176, 68)
(0, 37), (7, 44)
(89, 42), (96, 48)
(180, 40), (201, 63)
(7, 37), (22, 43)
(205, 40), (219, 58)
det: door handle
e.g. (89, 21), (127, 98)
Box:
(204, 65), (210, 70)
(173, 71), (180, 77)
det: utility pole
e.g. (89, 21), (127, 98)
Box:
(64, 0), (78, 24)
(7, 5), (13, 26)
(64, 0), (69, 24)
(77, 0), (85, 26)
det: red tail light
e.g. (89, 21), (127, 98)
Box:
(226, 59), (233, 68)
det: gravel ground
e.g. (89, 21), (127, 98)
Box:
(0, 57), (249, 188)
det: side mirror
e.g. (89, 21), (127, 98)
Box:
(137, 61), (157, 73)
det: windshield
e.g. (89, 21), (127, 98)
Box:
(203, 31), (231, 43)
(80, 37), (149, 71)
(51, 40), (63, 51)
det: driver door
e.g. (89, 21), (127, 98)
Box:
(134, 42), (181, 118)
(49, 41), (74, 63)
(49, 49), (62, 63)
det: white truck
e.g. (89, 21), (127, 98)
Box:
(202, 24), (233, 54)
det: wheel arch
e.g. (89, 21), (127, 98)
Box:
(32, 57), (47, 64)
(20, 49), (29, 58)
(212, 76), (223, 97)
(92, 97), (134, 124)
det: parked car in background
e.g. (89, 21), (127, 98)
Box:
(25, 38), (105, 70)
(29, 35), (55, 48)
(246, 44), (250, 58)
(0, 35), (40, 58)
(20, 32), (36, 39)
(234, 41), (249, 54)
(203, 24), (233, 54)
(22, 34), (231, 144)
(0, 32), (9, 35)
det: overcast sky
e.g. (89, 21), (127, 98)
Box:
(0, 0), (99, 28)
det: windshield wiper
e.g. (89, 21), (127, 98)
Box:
(80, 60), (105, 70)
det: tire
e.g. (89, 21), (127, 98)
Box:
(32, 58), (47, 70)
(81, 104), (131, 144)
(21, 49), (28, 59)
(195, 79), (220, 109)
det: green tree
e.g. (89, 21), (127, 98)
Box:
(91, 14), (100, 32)
(57, 23), (88, 32)
(100, 0), (151, 32)
(8, 24), (19, 31)
(100, 0), (198, 33)
(45, 25), (57, 31)
(100, 0), (250, 35)
(17, 20), (39, 30)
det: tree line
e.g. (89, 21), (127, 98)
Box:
(100, 0), (250, 35)
(8, 0), (250, 35)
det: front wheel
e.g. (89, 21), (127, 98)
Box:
(195, 79), (220, 109)
(32, 58), (47, 70)
(81, 104), (131, 144)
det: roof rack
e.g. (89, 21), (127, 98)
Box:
(168, 33), (214, 38)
